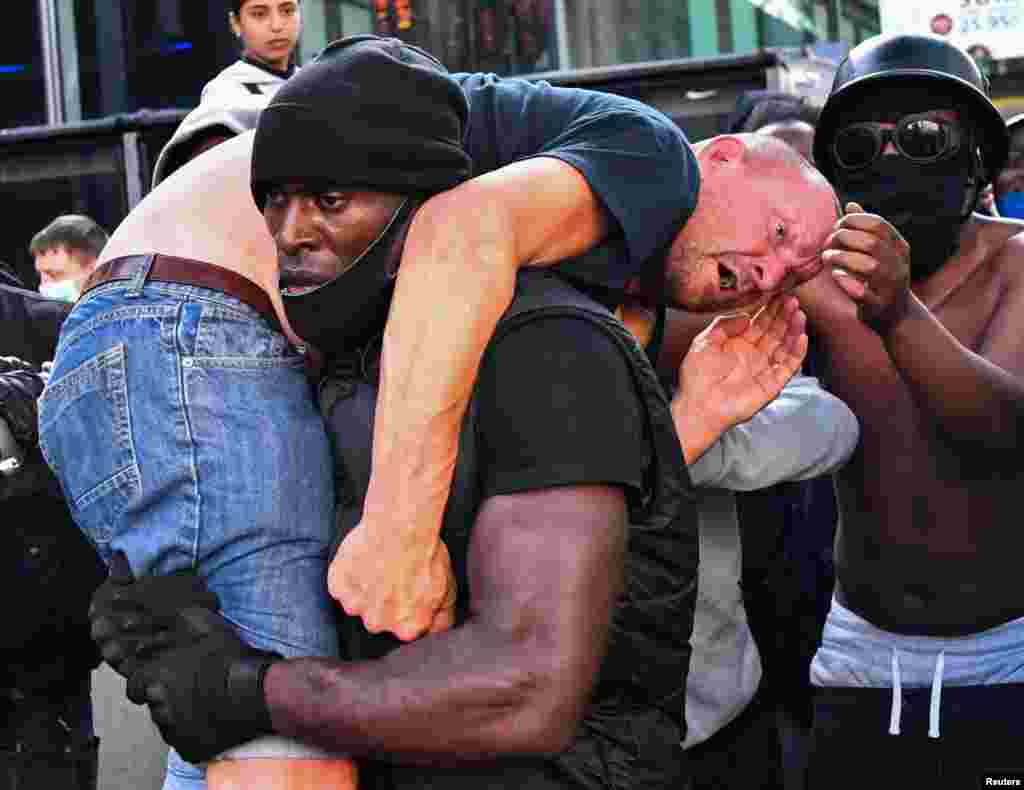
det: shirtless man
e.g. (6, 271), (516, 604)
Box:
(795, 33), (1024, 788)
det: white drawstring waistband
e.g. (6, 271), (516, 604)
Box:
(888, 648), (945, 738)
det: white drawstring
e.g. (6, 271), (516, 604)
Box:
(889, 649), (902, 735)
(888, 648), (945, 738)
(928, 650), (945, 739)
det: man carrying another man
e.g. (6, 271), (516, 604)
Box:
(79, 34), (840, 789)
(40, 29), (719, 789)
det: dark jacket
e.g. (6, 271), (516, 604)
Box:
(0, 270), (70, 367)
(0, 276), (104, 708)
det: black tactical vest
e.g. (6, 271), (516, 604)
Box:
(320, 269), (699, 789)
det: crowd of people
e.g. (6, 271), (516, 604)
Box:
(2, 2), (1024, 789)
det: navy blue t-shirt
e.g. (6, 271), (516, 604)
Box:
(455, 73), (701, 290)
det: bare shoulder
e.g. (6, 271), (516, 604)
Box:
(974, 214), (1024, 278)
(970, 216), (1024, 372)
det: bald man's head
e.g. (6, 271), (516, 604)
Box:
(656, 133), (838, 311)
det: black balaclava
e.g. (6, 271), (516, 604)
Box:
(251, 35), (472, 353)
(281, 196), (420, 353)
(830, 85), (982, 281)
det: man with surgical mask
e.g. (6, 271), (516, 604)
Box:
(795, 33), (1024, 788)
(29, 215), (108, 302)
(994, 113), (1024, 220)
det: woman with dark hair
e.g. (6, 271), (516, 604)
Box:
(152, 2), (302, 187)
(201, 1), (302, 106)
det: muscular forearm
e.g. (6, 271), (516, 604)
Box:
(274, 486), (624, 763)
(365, 194), (518, 542)
(364, 160), (609, 537)
(883, 295), (1024, 454)
(265, 622), (581, 763)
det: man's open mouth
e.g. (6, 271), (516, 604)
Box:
(718, 262), (738, 292)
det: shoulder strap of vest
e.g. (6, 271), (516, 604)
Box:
(500, 268), (616, 323)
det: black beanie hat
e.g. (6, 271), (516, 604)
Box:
(251, 34), (472, 209)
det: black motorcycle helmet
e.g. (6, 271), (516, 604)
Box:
(814, 33), (1008, 185)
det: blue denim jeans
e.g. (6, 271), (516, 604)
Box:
(38, 257), (339, 790)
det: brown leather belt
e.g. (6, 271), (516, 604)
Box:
(82, 254), (280, 330)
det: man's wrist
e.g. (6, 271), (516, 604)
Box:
(671, 397), (725, 465)
(226, 651), (281, 738)
(874, 291), (920, 343)
(362, 468), (451, 541)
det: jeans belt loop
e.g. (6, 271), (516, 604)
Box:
(126, 253), (157, 298)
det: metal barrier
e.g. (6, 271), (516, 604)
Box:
(0, 109), (187, 285)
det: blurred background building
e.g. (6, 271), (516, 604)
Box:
(8, 0), (889, 132)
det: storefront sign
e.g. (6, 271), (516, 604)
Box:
(880, 0), (1024, 61)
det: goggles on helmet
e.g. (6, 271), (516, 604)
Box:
(832, 113), (965, 171)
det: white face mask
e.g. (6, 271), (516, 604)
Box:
(39, 279), (80, 302)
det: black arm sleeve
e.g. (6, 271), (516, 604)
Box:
(476, 316), (648, 499)
(0, 368), (46, 448)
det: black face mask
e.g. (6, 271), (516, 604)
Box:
(833, 121), (979, 281)
(282, 197), (421, 354)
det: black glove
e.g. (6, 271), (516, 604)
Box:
(125, 606), (281, 764)
(89, 551), (221, 678)
(91, 552), (280, 763)
(0, 365), (45, 449)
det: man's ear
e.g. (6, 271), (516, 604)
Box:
(701, 135), (747, 168)
(229, 12), (242, 39)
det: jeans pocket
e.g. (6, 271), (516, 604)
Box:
(38, 344), (140, 547)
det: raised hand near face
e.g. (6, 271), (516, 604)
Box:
(824, 201), (912, 334)
(673, 294), (808, 463)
